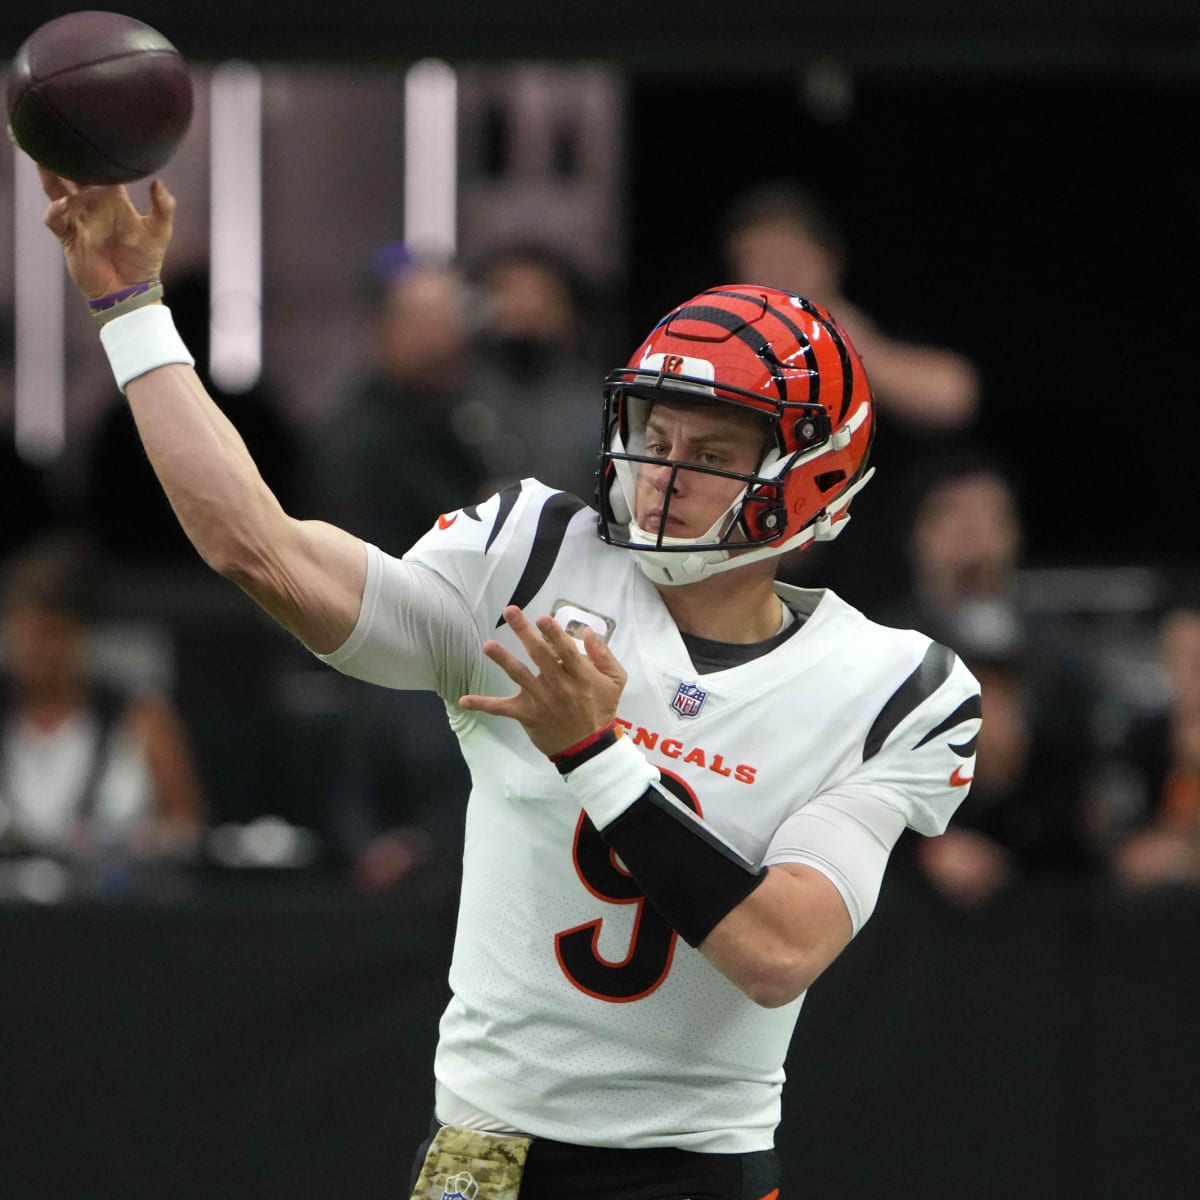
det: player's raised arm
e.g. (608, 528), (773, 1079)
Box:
(39, 169), (365, 653)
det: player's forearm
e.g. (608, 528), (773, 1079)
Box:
(124, 363), (289, 577)
(699, 866), (852, 1008)
(556, 730), (850, 1007)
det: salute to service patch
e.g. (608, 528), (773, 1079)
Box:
(410, 1125), (531, 1200)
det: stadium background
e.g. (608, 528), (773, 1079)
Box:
(1, 3), (1197, 1197)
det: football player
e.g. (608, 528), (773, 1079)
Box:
(39, 168), (980, 1200)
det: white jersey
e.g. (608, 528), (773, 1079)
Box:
(318, 480), (980, 1153)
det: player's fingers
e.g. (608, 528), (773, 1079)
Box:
(43, 195), (73, 239)
(37, 166), (76, 200)
(458, 691), (522, 717)
(37, 165), (69, 200)
(581, 627), (627, 685)
(146, 178), (176, 235)
(535, 616), (586, 669)
(501, 605), (561, 672)
(481, 638), (540, 691)
(70, 182), (128, 223)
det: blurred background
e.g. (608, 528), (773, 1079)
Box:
(1, 3), (1198, 1197)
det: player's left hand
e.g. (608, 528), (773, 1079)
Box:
(459, 605), (627, 758)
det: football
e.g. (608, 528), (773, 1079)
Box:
(6, 10), (193, 185)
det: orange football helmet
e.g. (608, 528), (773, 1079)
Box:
(598, 285), (876, 585)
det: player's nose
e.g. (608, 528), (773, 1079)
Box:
(647, 460), (682, 494)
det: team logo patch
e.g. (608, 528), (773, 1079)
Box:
(441, 1171), (479, 1200)
(639, 350), (715, 380)
(671, 680), (707, 718)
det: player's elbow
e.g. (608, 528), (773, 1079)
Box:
(200, 527), (266, 584)
(729, 951), (821, 1009)
(762, 966), (827, 1009)
(745, 980), (801, 1010)
(196, 498), (289, 585)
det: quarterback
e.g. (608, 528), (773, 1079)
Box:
(38, 169), (980, 1200)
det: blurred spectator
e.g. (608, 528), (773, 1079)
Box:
(910, 599), (1101, 906)
(82, 268), (306, 563)
(720, 181), (982, 610)
(309, 247), (485, 889)
(323, 680), (471, 894)
(309, 248), (491, 557)
(883, 445), (1023, 632)
(1096, 582), (1200, 890)
(464, 242), (607, 500)
(721, 181), (980, 432)
(881, 448), (1103, 904)
(0, 533), (207, 882)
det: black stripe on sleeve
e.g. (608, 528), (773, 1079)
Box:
(911, 694), (983, 750)
(476, 482), (522, 553)
(950, 733), (979, 757)
(496, 491), (587, 625)
(863, 642), (956, 762)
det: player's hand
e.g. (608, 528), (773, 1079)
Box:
(39, 166), (174, 299)
(459, 605), (627, 758)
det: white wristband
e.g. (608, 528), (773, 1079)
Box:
(562, 733), (660, 831)
(98, 303), (195, 393)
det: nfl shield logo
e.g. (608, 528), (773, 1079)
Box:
(671, 681), (707, 718)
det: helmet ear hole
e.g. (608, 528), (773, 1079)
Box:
(814, 469), (846, 493)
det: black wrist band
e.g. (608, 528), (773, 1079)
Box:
(551, 721), (620, 775)
(598, 783), (767, 947)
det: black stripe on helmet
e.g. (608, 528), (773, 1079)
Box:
(666, 302), (789, 401)
(789, 295), (856, 423)
(708, 288), (821, 409)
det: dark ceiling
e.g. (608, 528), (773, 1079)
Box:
(1, 1), (1198, 76)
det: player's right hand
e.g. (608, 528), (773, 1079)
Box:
(39, 166), (175, 300)
(460, 604), (628, 758)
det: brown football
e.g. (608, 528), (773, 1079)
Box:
(6, 10), (193, 185)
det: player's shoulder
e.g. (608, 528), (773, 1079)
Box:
(785, 590), (981, 836)
(400, 478), (604, 622)
(805, 587), (981, 743)
(788, 585), (953, 676)
(406, 478), (593, 559)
